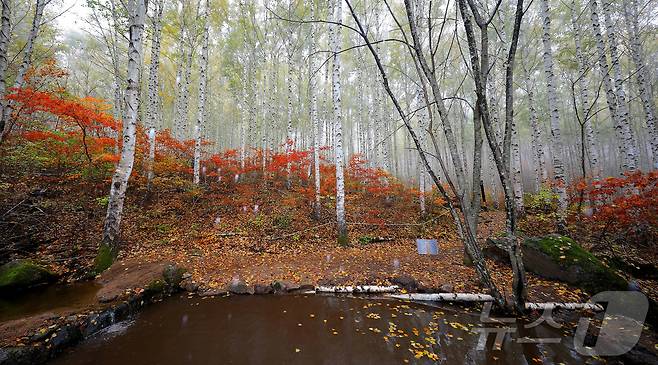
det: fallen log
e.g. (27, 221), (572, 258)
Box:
(388, 293), (604, 311)
(388, 293), (495, 302)
(316, 285), (399, 293)
(524, 302), (604, 311)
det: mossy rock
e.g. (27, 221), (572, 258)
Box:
(523, 235), (628, 294)
(144, 279), (167, 296)
(92, 243), (116, 275)
(0, 260), (57, 295)
(162, 264), (186, 287)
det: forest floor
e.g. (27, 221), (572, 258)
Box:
(1, 165), (657, 352)
(0, 166), (589, 303)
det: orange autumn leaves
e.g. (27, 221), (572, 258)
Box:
(8, 87), (120, 167)
(572, 171), (658, 244)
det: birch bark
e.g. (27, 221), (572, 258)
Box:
(146, 0), (164, 191)
(98, 0), (146, 272)
(310, 2), (321, 220)
(602, 0), (638, 171)
(571, 0), (600, 178)
(0, 0), (10, 139)
(1, 0), (48, 140)
(622, 0), (658, 169)
(525, 75), (548, 190)
(330, 0), (347, 244)
(193, 0), (210, 185)
(540, 0), (568, 222)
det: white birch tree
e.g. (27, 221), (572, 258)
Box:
(0, 0), (10, 139)
(329, 0), (347, 244)
(193, 0), (210, 185)
(146, 0), (164, 191)
(97, 0), (146, 272)
(0, 0), (49, 141)
(540, 0), (568, 224)
(622, 0), (658, 169)
(310, 1), (321, 220)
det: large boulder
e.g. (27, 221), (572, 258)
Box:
(482, 238), (510, 263)
(0, 260), (56, 295)
(522, 235), (627, 294)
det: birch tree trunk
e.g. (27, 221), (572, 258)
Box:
(179, 38), (195, 139)
(285, 43), (294, 189)
(622, 0), (658, 169)
(511, 119), (523, 215)
(97, 0), (146, 273)
(172, 3), (188, 139)
(526, 76), (548, 191)
(602, 0), (638, 171)
(0, 0), (48, 141)
(590, 0), (636, 172)
(571, 0), (600, 179)
(330, 0), (347, 245)
(193, 0), (210, 185)
(416, 88), (427, 216)
(0, 0), (11, 139)
(146, 0), (164, 191)
(310, 3), (321, 220)
(540, 0), (568, 226)
(109, 0), (122, 154)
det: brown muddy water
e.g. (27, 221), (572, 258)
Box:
(51, 295), (601, 365)
(0, 282), (100, 323)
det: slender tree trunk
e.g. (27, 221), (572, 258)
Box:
(330, 0), (347, 245)
(0, 0), (11, 139)
(590, 0), (636, 172)
(416, 88), (427, 216)
(109, 0), (122, 154)
(511, 119), (523, 215)
(146, 0), (164, 191)
(97, 0), (146, 273)
(602, 0), (638, 171)
(172, 2), (187, 139)
(310, 3), (321, 220)
(622, 0), (658, 169)
(285, 43), (294, 189)
(526, 77), (548, 190)
(193, 0), (210, 185)
(571, 0), (600, 179)
(540, 0), (568, 227)
(0, 0), (48, 141)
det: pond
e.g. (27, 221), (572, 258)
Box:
(0, 282), (100, 323)
(51, 295), (601, 364)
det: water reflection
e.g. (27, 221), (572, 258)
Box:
(0, 282), (100, 323)
(51, 295), (603, 365)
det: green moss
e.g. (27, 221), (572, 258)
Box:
(162, 265), (186, 287)
(273, 213), (292, 229)
(92, 243), (115, 275)
(145, 279), (166, 295)
(0, 260), (56, 293)
(527, 235), (598, 266)
(525, 235), (627, 293)
(337, 233), (349, 247)
(358, 236), (374, 245)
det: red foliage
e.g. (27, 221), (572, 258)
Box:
(7, 88), (117, 132)
(573, 171), (658, 245)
